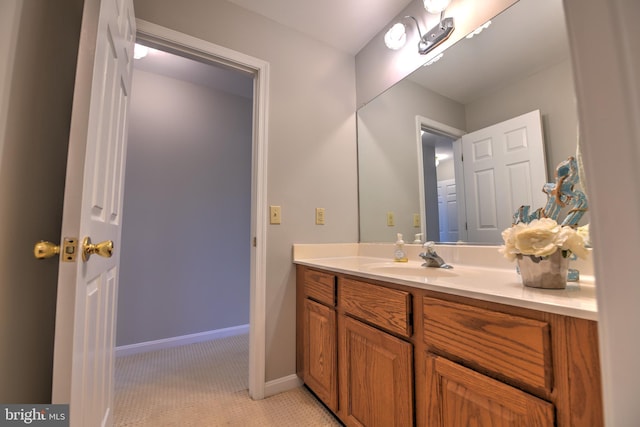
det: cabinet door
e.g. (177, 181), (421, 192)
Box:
(340, 316), (413, 427)
(425, 354), (554, 427)
(304, 299), (338, 412)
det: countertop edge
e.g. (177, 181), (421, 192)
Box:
(294, 258), (598, 322)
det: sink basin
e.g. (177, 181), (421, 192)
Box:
(362, 262), (458, 278)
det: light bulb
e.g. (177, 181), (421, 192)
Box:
(133, 43), (149, 59)
(423, 0), (451, 14)
(384, 23), (407, 50)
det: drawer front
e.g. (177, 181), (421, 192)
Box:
(304, 269), (336, 306)
(423, 296), (552, 391)
(340, 278), (412, 337)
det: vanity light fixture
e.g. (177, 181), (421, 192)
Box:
(383, 0), (455, 55)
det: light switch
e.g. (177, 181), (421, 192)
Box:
(413, 213), (421, 228)
(315, 208), (325, 225)
(270, 205), (281, 224)
(387, 212), (395, 226)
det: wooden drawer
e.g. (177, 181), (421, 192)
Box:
(340, 278), (412, 337)
(304, 269), (336, 306)
(423, 296), (552, 392)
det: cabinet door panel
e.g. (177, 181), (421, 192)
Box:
(304, 299), (338, 411)
(340, 316), (413, 427)
(426, 354), (554, 427)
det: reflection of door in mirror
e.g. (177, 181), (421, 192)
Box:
(419, 111), (547, 244)
(462, 110), (547, 243)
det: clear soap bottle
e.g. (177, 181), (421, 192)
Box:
(394, 233), (408, 262)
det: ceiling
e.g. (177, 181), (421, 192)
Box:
(224, 0), (413, 55)
(133, 0), (414, 97)
(134, 0), (570, 112)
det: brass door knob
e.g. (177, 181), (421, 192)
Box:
(82, 237), (114, 262)
(34, 241), (60, 259)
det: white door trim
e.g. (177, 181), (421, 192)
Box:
(135, 20), (269, 400)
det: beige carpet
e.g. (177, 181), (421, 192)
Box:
(114, 333), (342, 426)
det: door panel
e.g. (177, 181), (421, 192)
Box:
(339, 316), (413, 427)
(303, 299), (338, 412)
(426, 354), (554, 427)
(437, 179), (458, 242)
(52, 0), (135, 425)
(462, 110), (547, 243)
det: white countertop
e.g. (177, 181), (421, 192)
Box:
(293, 244), (597, 321)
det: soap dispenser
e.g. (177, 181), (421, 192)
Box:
(394, 233), (408, 262)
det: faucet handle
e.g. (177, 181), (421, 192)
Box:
(423, 241), (436, 253)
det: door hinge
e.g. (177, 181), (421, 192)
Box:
(253, 236), (257, 247)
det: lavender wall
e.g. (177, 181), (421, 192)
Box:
(116, 67), (253, 346)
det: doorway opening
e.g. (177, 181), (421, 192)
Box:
(117, 21), (269, 400)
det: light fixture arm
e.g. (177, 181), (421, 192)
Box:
(406, 15), (425, 42)
(402, 13), (454, 55)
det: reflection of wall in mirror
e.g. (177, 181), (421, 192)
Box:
(358, 58), (581, 243)
(357, 79), (465, 243)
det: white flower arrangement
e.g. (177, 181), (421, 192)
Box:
(499, 218), (589, 262)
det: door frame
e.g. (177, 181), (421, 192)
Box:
(415, 116), (466, 242)
(135, 20), (269, 400)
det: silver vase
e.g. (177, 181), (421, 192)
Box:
(517, 250), (569, 289)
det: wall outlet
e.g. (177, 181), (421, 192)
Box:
(315, 208), (325, 225)
(270, 205), (281, 224)
(386, 212), (395, 226)
(413, 213), (421, 228)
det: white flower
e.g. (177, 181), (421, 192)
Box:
(577, 224), (591, 247)
(499, 218), (588, 261)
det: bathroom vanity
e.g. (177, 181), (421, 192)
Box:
(294, 244), (602, 427)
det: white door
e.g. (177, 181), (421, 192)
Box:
(461, 110), (547, 243)
(50, 0), (135, 425)
(437, 179), (458, 242)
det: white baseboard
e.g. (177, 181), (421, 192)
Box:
(264, 374), (303, 398)
(115, 324), (250, 357)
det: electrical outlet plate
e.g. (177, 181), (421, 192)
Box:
(270, 205), (281, 224)
(413, 213), (421, 228)
(387, 212), (395, 226)
(315, 208), (325, 225)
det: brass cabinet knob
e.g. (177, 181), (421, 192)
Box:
(34, 241), (60, 259)
(82, 237), (114, 262)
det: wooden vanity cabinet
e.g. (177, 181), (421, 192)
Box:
(338, 278), (414, 427)
(296, 265), (603, 427)
(297, 268), (338, 412)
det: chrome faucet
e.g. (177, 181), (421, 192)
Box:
(419, 242), (453, 269)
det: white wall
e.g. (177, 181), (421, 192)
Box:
(0, 0), (83, 402)
(564, 0), (640, 424)
(133, 0), (359, 382)
(116, 68), (253, 346)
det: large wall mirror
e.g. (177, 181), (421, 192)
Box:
(357, 0), (579, 244)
